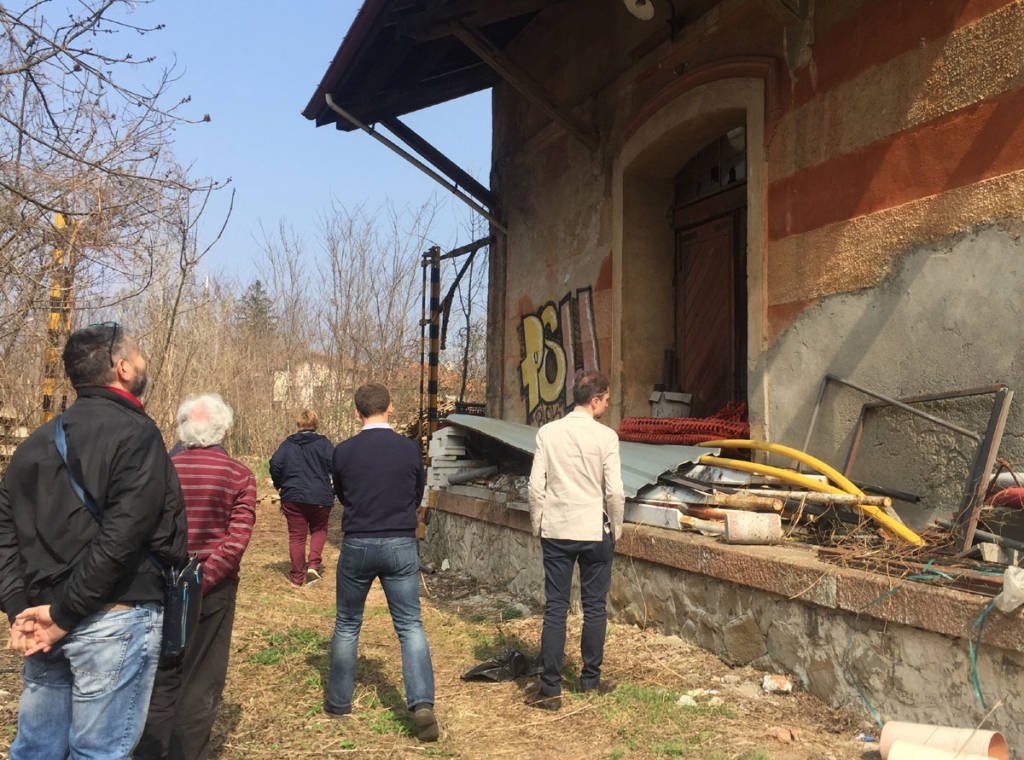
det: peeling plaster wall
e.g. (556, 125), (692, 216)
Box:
(423, 509), (1024, 746)
(766, 222), (1024, 526)
(490, 0), (1024, 518)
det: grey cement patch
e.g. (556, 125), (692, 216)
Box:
(764, 223), (1024, 527)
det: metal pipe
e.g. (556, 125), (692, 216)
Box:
(825, 374), (981, 441)
(936, 519), (1024, 553)
(990, 472), (1024, 491)
(440, 235), (492, 261)
(971, 526), (1024, 553)
(440, 248), (479, 350)
(324, 94), (507, 233)
(447, 465), (499, 485)
(418, 257), (427, 449)
(427, 247), (441, 439)
(800, 375), (829, 464)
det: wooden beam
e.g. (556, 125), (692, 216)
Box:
(448, 20), (599, 152)
(331, 65), (498, 129)
(398, 0), (566, 41)
(381, 117), (497, 209)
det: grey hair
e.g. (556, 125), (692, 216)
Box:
(176, 393), (234, 448)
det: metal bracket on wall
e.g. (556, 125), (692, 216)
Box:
(802, 375), (1013, 552)
(324, 94), (507, 234)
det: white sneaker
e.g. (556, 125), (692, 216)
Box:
(305, 568), (322, 586)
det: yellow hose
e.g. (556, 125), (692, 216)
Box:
(700, 439), (863, 494)
(698, 454), (925, 546)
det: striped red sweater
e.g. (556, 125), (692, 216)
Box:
(171, 446), (257, 594)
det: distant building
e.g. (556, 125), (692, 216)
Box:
(272, 360), (335, 409)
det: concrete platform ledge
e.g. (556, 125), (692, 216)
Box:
(424, 491), (1024, 746)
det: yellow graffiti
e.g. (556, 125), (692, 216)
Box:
(519, 304), (566, 414)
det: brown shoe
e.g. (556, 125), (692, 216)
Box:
(524, 690), (562, 711)
(412, 704), (439, 742)
(581, 678), (618, 695)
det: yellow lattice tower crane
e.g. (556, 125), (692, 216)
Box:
(41, 212), (75, 423)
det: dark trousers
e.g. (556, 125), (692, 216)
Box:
(281, 501), (331, 585)
(539, 532), (614, 696)
(135, 579), (238, 760)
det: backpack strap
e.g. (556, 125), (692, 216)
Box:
(53, 415), (167, 572)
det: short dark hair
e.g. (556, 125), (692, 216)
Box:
(572, 370), (609, 406)
(62, 324), (128, 388)
(354, 383), (390, 417)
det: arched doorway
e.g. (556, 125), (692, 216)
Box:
(612, 76), (766, 433)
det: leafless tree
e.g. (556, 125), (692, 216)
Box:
(0, 0), (227, 428)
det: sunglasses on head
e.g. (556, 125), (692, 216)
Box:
(89, 321), (120, 368)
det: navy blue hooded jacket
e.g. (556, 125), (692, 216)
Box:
(269, 431), (334, 506)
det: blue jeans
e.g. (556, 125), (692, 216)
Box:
(328, 536), (434, 712)
(540, 533), (614, 696)
(11, 603), (163, 760)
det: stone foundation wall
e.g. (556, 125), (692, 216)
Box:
(423, 509), (1024, 747)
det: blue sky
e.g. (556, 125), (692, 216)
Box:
(126, 0), (493, 273)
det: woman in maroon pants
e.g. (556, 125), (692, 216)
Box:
(269, 409), (335, 586)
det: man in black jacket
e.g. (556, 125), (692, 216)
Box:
(0, 323), (187, 760)
(326, 383), (438, 742)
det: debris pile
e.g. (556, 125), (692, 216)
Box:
(424, 372), (1024, 592)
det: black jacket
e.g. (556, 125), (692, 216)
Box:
(0, 387), (187, 631)
(269, 431), (334, 507)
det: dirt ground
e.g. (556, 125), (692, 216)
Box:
(0, 495), (884, 759)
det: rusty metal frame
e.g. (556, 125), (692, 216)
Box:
(803, 375), (1012, 552)
(840, 384), (1004, 475)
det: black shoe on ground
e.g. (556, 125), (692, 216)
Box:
(524, 690), (562, 711)
(581, 678), (618, 695)
(412, 704), (439, 742)
(324, 701), (351, 718)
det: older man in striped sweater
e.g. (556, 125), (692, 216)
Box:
(137, 394), (257, 760)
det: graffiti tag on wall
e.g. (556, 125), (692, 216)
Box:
(519, 287), (600, 426)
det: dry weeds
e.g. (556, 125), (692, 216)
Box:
(0, 495), (881, 759)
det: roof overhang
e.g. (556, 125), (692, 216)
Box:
(303, 1), (559, 130)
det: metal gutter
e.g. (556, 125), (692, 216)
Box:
(444, 414), (715, 498)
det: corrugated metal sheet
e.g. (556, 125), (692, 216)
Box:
(444, 414), (715, 498)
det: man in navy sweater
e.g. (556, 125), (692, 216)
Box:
(326, 383), (438, 742)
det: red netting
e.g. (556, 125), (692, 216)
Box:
(617, 401), (750, 445)
(989, 487), (1024, 508)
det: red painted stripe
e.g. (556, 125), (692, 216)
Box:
(789, 0), (1010, 109)
(767, 83), (1024, 240)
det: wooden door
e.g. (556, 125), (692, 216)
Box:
(675, 217), (733, 417)
(672, 128), (748, 418)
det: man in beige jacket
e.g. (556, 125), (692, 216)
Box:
(526, 370), (625, 710)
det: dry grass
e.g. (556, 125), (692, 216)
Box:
(0, 495), (880, 759)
